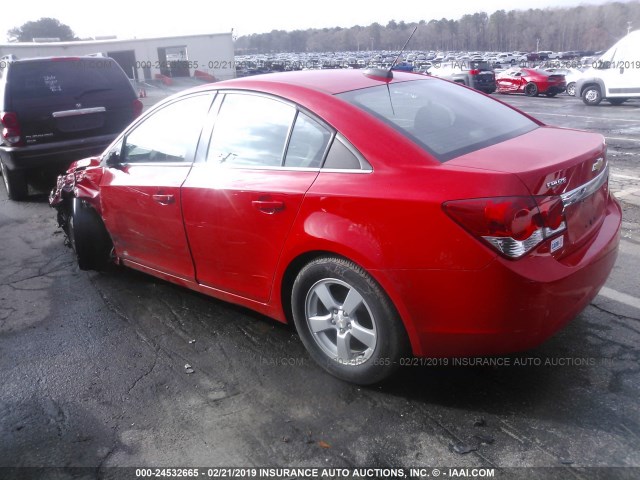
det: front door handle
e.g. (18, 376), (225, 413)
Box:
(152, 194), (175, 205)
(252, 199), (285, 214)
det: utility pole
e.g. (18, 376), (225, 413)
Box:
(536, 38), (540, 52)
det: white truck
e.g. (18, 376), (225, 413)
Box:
(575, 30), (640, 105)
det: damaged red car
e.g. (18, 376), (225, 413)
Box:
(496, 67), (567, 96)
(50, 69), (620, 384)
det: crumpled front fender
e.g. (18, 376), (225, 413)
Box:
(49, 157), (104, 214)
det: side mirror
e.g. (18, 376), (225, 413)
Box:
(104, 150), (122, 168)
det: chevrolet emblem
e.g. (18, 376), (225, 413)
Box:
(592, 158), (604, 172)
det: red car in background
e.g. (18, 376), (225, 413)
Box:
(496, 67), (567, 96)
(50, 70), (620, 384)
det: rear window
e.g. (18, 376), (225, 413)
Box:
(8, 58), (131, 100)
(337, 79), (537, 162)
(469, 61), (491, 70)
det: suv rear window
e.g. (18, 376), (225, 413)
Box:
(469, 61), (492, 71)
(337, 79), (537, 162)
(8, 58), (131, 101)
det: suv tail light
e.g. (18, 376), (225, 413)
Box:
(469, 69), (480, 75)
(132, 99), (143, 119)
(443, 196), (566, 259)
(0, 111), (22, 146)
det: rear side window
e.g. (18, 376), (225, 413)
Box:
(284, 112), (332, 168)
(8, 59), (131, 101)
(337, 79), (537, 162)
(323, 135), (371, 171)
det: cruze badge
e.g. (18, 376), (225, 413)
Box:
(76, 103), (82, 109)
(592, 158), (604, 172)
(546, 177), (567, 188)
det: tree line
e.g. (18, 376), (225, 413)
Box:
(234, 1), (640, 54)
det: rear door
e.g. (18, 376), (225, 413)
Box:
(7, 58), (139, 147)
(181, 92), (332, 302)
(100, 93), (214, 280)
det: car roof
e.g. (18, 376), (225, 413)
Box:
(211, 69), (428, 95)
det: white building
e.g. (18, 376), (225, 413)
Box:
(0, 32), (235, 82)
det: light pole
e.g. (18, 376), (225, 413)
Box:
(536, 38), (540, 52)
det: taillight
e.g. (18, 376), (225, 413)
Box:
(469, 69), (480, 75)
(443, 196), (566, 259)
(0, 111), (22, 145)
(132, 99), (143, 119)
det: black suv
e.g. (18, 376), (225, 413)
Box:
(435, 61), (496, 94)
(0, 56), (142, 199)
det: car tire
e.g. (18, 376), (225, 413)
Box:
(68, 198), (113, 271)
(582, 85), (602, 106)
(608, 98), (627, 105)
(291, 256), (409, 385)
(524, 82), (538, 96)
(566, 82), (576, 96)
(1, 160), (28, 201)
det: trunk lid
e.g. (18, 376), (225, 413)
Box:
(448, 126), (609, 256)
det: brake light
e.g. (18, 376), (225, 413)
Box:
(469, 69), (480, 75)
(0, 111), (22, 145)
(132, 99), (143, 119)
(443, 196), (566, 259)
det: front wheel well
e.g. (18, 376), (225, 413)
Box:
(578, 81), (603, 97)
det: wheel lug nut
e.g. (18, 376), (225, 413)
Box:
(347, 323), (351, 328)
(340, 328), (344, 334)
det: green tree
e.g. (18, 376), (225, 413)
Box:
(8, 17), (76, 42)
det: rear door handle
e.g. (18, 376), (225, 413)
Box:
(152, 194), (175, 205)
(252, 199), (285, 214)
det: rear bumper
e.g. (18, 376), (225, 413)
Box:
(381, 196), (622, 357)
(544, 85), (567, 95)
(0, 134), (115, 171)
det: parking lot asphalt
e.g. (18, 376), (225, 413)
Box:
(0, 90), (639, 479)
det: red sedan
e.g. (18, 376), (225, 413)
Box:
(496, 67), (567, 96)
(50, 69), (620, 384)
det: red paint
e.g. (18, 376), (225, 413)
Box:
(496, 67), (566, 95)
(51, 70), (621, 358)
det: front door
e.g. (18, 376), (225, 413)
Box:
(100, 93), (215, 280)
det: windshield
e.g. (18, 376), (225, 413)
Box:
(337, 79), (538, 162)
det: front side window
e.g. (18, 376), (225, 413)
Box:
(207, 94), (296, 167)
(337, 79), (537, 162)
(123, 94), (213, 164)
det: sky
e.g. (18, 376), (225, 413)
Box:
(0, 0), (633, 42)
